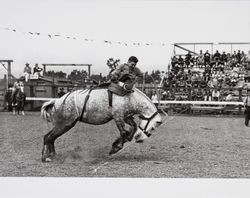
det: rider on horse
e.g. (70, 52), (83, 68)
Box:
(12, 79), (24, 105)
(109, 56), (143, 92)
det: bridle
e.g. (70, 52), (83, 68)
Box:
(138, 111), (158, 137)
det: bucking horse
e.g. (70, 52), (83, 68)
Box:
(41, 80), (163, 162)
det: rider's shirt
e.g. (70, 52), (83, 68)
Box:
(244, 95), (250, 107)
(110, 63), (143, 81)
(13, 81), (24, 89)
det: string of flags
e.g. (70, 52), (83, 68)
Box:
(0, 26), (168, 47)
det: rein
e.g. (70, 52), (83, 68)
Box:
(79, 89), (92, 121)
(138, 111), (158, 137)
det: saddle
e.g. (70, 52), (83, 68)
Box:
(107, 73), (135, 96)
(79, 74), (135, 120)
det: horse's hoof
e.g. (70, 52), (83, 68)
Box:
(109, 146), (122, 155)
(135, 139), (144, 143)
(41, 156), (53, 162)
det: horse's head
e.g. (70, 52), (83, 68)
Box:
(133, 88), (163, 142)
(135, 111), (162, 142)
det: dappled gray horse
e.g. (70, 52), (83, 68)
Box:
(41, 87), (162, 162)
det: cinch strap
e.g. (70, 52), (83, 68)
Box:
(74, 91), (80, 117)
(79, 89), (92, 121)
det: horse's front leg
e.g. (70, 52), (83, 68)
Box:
(124, 116), (137, 141)
(109, 116), (133, 155)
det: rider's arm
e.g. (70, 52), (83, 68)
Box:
(110, 64), (124, 80)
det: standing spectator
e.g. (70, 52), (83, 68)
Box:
(232, 51), (237, 59)
(221, 51), (228, 64)
(204, 50), (211, 65)
(236, 50), (242, 63)
(243, 90), (250, 126)
(246, 50), (250, 67)
(33, 63), (43, 76)
(213, 50), (221, 64)
(23, 63), (32, 82)
(196, 50), (204, 66)
(185, 52), (192, 66)
(212, 88), (220, 101)
(58, 88), (66, 98)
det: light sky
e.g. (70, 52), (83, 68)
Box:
(0, 0), (250, 78)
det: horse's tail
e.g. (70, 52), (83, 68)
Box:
(41, 100), (55, 122)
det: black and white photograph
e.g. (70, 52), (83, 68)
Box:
(0, 0), (250, 197)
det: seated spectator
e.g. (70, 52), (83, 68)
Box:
(196, 88), (204, 101)
(33, 63), (43, 76)
(178, 56), (184, 66)
(23, 63), (31, 82)
(161, 91), (168, 100)
(241, 51), (246, 63)
(225, 90), (233, 101)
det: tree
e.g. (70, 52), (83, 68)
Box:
(150, 70), (161, 83)
(90, 73), (107, 83)
(144, 72), (153, 83)
(106, 58), (120, 74)
(68, 69), (88, 82)
(44, 70), (67, 79)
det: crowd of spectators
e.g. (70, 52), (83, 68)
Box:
(161, 49), (250, 101)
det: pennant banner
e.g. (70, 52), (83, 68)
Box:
(0, 26), (168, 47)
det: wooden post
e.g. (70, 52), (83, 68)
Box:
(239, 88), (242, 114)
(88, 64), (91, 78)
(43, 64), (46, 73)
(7, 61), (12, 85)
(30, 85), (34, 110)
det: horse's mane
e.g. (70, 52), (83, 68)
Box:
(134, 88), (157, 111)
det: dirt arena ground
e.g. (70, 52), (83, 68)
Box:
(0, 111), (250, 178)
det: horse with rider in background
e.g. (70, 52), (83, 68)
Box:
(12, 86), (26, 115)
(9, 78), (26, 115)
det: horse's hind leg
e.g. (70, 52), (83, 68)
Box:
(42, 119), (78, 162)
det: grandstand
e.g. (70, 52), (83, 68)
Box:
(145, 42), (250, 114)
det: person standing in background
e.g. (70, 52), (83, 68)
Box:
(23, 63), (32, 82)
(33, 63), (43, 76)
